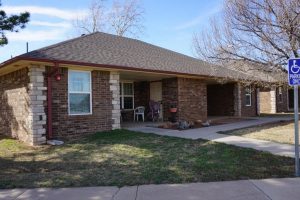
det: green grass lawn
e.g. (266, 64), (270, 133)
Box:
(221, 121), (298, 145)
(0, 130), (295, 189)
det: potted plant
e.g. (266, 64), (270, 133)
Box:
(169, 104), (177, 123)
(169, 104), (177, 113)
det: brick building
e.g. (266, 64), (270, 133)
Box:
(258, 86), (290, 114)
(0, 32), (281, 145)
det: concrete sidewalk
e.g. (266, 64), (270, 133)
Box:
(128, 117), (298, 157)
(1, 178), (300, 200)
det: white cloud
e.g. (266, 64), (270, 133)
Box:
(2, 5), (85, 43)
(2, 5), (87, 20)
(6, 29), (68, 42)
(30, 20), (72, 28)
(175, 6), (222, 30)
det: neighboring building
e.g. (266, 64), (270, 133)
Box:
(259, 86), (290, 114)
(0, 32), (279, 145)
(224, 61), (289, 114)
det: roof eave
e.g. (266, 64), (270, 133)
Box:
(0, 56), (237, 80)
(0, 56), (270, 83)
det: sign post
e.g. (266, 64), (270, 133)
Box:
(288, 58), (300, 177)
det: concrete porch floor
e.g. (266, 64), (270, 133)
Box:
(121, 116), (249, 129)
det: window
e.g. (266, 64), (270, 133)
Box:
(120, 82), (134, 109)
(68, 70), (92, 115)
(245, 86), (252, 106)
(278, 87), (283, 102)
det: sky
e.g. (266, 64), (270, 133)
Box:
(0, 0), (223, 63)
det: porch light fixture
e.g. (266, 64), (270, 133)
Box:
(55, 73), (62, 81)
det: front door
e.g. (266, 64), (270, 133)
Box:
(150, 81), (163, 120)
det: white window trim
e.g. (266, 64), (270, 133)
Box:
(68, 70), (92, 116)
(245, 86), (252, 107)
(120, 81), (134, 110)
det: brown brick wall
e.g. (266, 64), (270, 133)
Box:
(241, 85), (257, 116)
(276, 86), (289, 113)
(162, 78), (178, 121)
(207, 83), (235, 116)
(0, 68), (31, 142)
(259, 88), (272, 113)
(259, 86), (289, 114)
(177, 78), (207, 121)
(162, 78), (208, 122)
(49, 68), (112, 138)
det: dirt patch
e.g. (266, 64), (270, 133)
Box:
(220, 120), (296, 145)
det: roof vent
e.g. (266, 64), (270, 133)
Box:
(81, 34), (86, 36)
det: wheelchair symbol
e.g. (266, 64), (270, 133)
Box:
(291, 60), (300, 73)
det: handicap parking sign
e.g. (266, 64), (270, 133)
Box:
(288, 59), (300, 86)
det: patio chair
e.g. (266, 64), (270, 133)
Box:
(134, 106), (145, 122)
(148, 100), (160, 122)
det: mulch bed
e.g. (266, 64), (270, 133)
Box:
(158, 117), (252, 130)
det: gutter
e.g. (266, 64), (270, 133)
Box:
(0, 56), (254, 82)
(1, 56), (205, 77)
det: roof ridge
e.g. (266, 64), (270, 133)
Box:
(83, 32), (210, 66)
(18, 32), (100, 58)
(18, 31), (210, 66)
(120, 35), (208, 64)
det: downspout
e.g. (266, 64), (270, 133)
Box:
(47, 62), (59, 139)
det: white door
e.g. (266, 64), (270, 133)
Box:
(150, 82), (163, 120)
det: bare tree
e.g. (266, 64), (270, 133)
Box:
(73, 0), (144, 37)
(193, 0), (300, 84)
(108, 0), (144, 37)
(73, 0), (106, 34)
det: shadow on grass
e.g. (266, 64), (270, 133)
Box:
(0, 130), (295, 189)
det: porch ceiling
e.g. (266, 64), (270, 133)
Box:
(120, 71), (174, 81)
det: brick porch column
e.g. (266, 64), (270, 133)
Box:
(270, 87), (277, 113)
(28, 65), (47, 145)
(110, 71), (121, 129)
(234, 82), (242, 117)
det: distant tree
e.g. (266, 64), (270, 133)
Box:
(0, 1), (30, 46)
(73, 0), (106, 34)
(108, 0), (144, 37)
(73, 0), (144, 38)
(193, 0), (300, 83)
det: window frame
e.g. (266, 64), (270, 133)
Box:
(245, 86), (252, 107)
(120, 81), (134, 110)
(68, 70), (92, 116)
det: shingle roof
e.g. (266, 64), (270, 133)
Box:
(225, 61), (286, 84)
(10, 32), (275, 82)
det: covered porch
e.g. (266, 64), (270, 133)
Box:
(207, 82), (241, 117)
(117, 71), (244, 129)
(119, 71), (174, 127)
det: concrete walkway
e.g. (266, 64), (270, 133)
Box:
(128, 117), (298, 157)
(1, 178), (300, 200)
